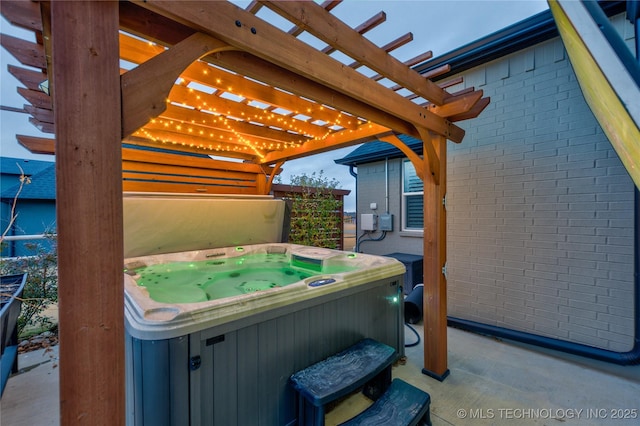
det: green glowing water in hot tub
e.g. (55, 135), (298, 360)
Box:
(130, 253), (356, 303)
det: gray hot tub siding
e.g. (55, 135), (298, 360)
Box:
(125, 275), (404, 426)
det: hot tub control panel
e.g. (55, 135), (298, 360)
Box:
(308, 278), (336, 287)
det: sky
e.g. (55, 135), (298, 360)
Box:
(0, 0), (550, 210)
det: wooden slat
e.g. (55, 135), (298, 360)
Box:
(0, 105), (25, 113)
(122, 180), (258, 194)
(0, 33), (46, 69)
(152, 104), (306, 146)
(179, 61), (358, 129)
(16, 134), (55, 155)
(7, 65), (47, 91)
(122, 171), (257, 188)
(260, 122), (393, 164)
(423, 64), (452, 80)
(356, 34), (418, 72)
(212, 51), (436, 141)
(123, 136), (257, 162)
(262, 1), (447, 105)
(134, 0), (463, 142)
(24, 104), (53, 124)
(133, 127), (268, 158)
(391, 64), (451, 95)
(164, 86), (320, 141)
(14, 136), (269, 189)
(121, 31), (232, 137)
(118, 31), (166, 61)
(321, 11), (385, 55)
(122, 160), (260, 183)
(28, 116), (54, 133)
(17, 87), (51, 109)
(122, 146), (267, 174)
(449, 97), (491, 122)
(287, 0), (341, 37)
(245, 1), (262, 14)
(119, 31), (357, 130)
(0, 0), (43, 32)
(438, 76), (464, 89)
(376, 49), (433, 82)
(428, 90), (484, 118)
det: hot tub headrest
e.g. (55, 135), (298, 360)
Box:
(123, 193), (287, 258)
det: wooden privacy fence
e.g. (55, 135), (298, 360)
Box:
(272, 184), (350, 250)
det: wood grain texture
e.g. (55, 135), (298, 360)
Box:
(51, 1), (125, 424)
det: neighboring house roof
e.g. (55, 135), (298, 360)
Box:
(335, 134), (421, 166)
(414, 0), (625, 81)
(335, 0), (626, 167)
(1, 157), (53, 177)
(1, 161), (56, 201)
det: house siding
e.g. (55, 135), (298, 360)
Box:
(356, 158), (424, 256)
(355, 13), (636, 352)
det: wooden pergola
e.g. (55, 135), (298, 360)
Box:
(1, 1), (489, 423)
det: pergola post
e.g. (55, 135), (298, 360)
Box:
(51, 1), (125, 424)
(422, 132), (450, 381)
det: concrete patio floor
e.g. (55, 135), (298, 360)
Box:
(2, 325), (639, 425)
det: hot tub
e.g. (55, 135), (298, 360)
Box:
(123, 194), (406, 426)
(124, 243), (404, 339)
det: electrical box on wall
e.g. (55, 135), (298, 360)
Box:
(361, 214), (377, 231)
(379, 214), (393, 231)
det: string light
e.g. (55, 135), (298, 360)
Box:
(133, 73), (372, 158)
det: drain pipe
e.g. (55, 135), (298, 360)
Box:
(348, 165), (357, 179)
(349, 165), (358, 251)
(450, 5), (640, 364)
(385, 157), (389, 213)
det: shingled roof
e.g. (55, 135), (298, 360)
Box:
(334, 134), (421, 166)
(0, 156), (53, 177)
(1, 157), (56, 200)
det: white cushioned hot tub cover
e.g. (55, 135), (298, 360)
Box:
(123, 193), (287, 258)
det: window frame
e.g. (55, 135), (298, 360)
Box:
(401, 159), (424, 232)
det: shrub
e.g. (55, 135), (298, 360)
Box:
(0, 235), (58, 337)
(277, 171), (343, 249)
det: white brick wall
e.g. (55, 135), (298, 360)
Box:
(447, 34), (635, 351)
(353, 15), (637, 353)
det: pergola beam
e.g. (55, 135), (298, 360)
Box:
(119, 31), (357, 130)
(262, 1), (448, 105)
(260, 122), (394, 164)
(159, 102), (311, 144)
(377, 134), (426, 181)
(428, 90), (484, 118)
(212, 51), (455, 142)
(133, 0), (464, 142)
(321, 11), (386, 55)
(165, 86), (321, 140)
(50, 1), (125, 423)
(421, 132), (449, 381)
(121, 31), (233, 137)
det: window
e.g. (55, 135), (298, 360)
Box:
(402, 160), (423, 230)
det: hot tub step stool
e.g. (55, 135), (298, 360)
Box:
(289, 338), (397, 426)
(338, 378), (432, 426)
